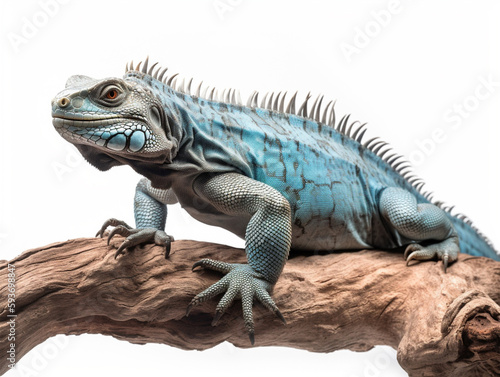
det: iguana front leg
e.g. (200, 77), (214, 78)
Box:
(97, 178), (176, 258)
(186, 172), (292, 344)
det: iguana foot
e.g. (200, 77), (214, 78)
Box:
(404, 237), (460, 273)
(96, 218), (173, 259)
(186, 259), (286, 345)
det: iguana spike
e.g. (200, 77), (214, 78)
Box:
(378, 146), (393, 159)
(152, 66), (161, 80)
(135, 61), (142, 71)
(297, 92), (311, 117)
(142, 56), (149, 74)
(221, 88), (227, 102)
(178, 78), (185, 93)
(408, 177), (422, 185)
(158, 67), (169, 82)
(384, 152), (396, 162)
(166, 73), (179, 87)
(148, 62), (158, 76)
(260, 92), (269, 109)
(403, 171), (414, 180)
(237, 90), (243, 106)
(415, 182), (425, 191)
(171, 77), (178, 91)
(371, 141), (388, 154)
(352, 122), (367, 140)
(363, 137), (380, 149)
(346, 120), (359, 138)
(202, 85), (210, 99)
(336, 114), (346, 131)
(355, 127), (367, 143)
(341, 115), (351, 135)
(286, 91), (298, 114)
(309, 94), (321, 120)
(391, 160), (408, 171)
(196, 81), (203, 97)
(267, 92), (275, 110)
(125, 62), (128, 73)
(387, 154), (404, 165)
(321, 100), (332, 124)
(424, 191), (434, 200)
(279, 92), (287, 113)
(315, 95), (324, 121)
(328, 101), (337, 127)
(252, 92), (259, 107)
(273, 92), (282, 112)
(396, 164), (411, 174)
(186, 78), (193, 95)
(231, 89), (237, 105)
(247, 91), (257, 107)
(209, 87), (216, 101)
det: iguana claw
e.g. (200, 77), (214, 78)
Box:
(404, 237), (459, 273)
(97, 218), (173, 258)
(186, 259), (286, 345)
(96, 218), (132, 238)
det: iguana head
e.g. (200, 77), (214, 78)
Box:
(52, 74), (179, 171)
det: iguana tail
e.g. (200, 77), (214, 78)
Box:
(448, 214), (499, 261)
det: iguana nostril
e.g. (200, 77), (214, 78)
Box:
(58, 97), (70, 108)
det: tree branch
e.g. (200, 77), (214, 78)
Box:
(1, 238), (499, 376)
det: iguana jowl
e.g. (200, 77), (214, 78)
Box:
(51, 58), (500, 344)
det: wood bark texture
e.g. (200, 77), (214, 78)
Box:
(1, 237), (499, 376)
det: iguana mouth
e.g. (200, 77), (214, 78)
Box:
(52, 116), (151, 153)
(52, 115), (147, 124)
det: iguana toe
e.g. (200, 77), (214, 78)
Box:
(187, 260), (285, 344)
(404, 239), (459, 273)
(98, 219), (173, 258)
(96, 218), (132, 238)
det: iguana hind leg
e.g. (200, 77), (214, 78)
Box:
(379, 187), (460, 272)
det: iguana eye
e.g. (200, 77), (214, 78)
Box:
(105, 89), (119, 100)
(92, 82), (126, 107)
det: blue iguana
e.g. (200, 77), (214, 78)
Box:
(51, 57), (499, 344)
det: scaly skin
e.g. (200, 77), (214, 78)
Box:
(51, 59), (499, 344)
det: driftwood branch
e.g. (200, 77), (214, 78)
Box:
(1, 238), (499, 376)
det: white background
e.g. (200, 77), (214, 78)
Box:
(1, 1), (499, 376)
